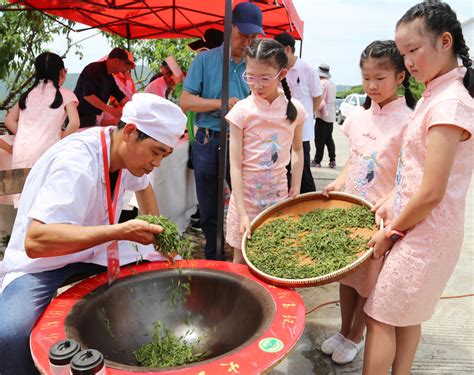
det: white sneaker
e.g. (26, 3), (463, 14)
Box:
(331, 337), (365, 364)
(321, 332), (345, 355)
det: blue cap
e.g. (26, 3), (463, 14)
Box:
(232, 2), (264, 36)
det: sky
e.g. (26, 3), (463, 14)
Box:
(53, 0), (473, 86)
(292, 0), (473, 85)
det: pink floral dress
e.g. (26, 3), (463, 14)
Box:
(365, 68), (473, 326)
(340, 98), (412, 297)
(225, 92), (307, 249)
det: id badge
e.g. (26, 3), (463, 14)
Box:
(107, 240), (120, 285)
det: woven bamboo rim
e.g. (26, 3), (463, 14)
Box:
(242, 192), (383, 288)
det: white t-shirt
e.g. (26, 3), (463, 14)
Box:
(285, 58), (322, 141)
(0, 126), (163, 293)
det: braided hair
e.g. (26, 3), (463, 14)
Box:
(245, 38), (297, 122)
(397, 0), (473, 97)
(19, 52), (65, 110)
(360, 40), (416, 110)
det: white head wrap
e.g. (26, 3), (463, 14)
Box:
(121, 93), (187, 148)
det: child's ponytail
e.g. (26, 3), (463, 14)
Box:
(281, 77), (297, 122)
(402, 75), (416, 109)
(459, 47), (473, 97)
(362, 96), (372, 110)
(19, 52), (65, 111)
(50, 78), (64, 109)
(19, 79), (39, 110)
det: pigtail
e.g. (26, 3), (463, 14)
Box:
(281, 77), (297, 122)
(50, 78), (64, 109)
(402, 76), (416, 109)
(459, 47), (474, 97)
(19, 79), (40, 110)
(363, 96), (372, 110)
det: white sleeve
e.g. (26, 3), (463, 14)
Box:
(28, 161), (97, 225)
(309, 65), (323, 98)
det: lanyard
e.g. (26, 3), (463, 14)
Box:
(100, 128), (122, 225)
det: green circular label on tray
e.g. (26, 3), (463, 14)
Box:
(259, 337), (284, 353)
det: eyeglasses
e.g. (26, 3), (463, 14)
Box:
(242, 69), (283, 86)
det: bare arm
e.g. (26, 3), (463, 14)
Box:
(62, 102), (80, 138)
(5, 103), (20, 134)
(370, 125), (465, 258)
(313, 95), (323, 114)
(179, 90), (220, 113)
(25, 218), (163, 258)
(372, 187), (397, 225)
(387, 125), (464, 229)
(323, 161), (349, 197)
(289, 122), (304, 197)
(135, 183), (159, 215)
(373, 187), (396, 212)
(84, 94), (121, 118)
(229, 124), (246, 217)
(0, 138), (13, 154)
(179, 90), (239, 113)
(229, 122), (252, 236)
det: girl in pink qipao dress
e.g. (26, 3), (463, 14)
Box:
(321, 40), (416, 365)
(364, 2), (474, 373)
(225, 39), (307, 264)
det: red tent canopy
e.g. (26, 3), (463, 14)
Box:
(7, 0), (304, 40)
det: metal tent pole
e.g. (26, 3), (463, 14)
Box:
(216, 0), (233, 261)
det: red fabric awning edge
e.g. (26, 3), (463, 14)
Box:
(5, 0), (304, 40)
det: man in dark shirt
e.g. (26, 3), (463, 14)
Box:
(74, 47), (135, 128)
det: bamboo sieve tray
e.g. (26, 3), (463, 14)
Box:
(242, 192), (382, 288)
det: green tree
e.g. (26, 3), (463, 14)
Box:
(0, 1), (79, 110)
(336, 85), (365, 98)
(337, 77), (425, 101)
(0, 1), (199, 110)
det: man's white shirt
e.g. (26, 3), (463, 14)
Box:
(285, 57), (322, 141)
(0, 127), (165, 293)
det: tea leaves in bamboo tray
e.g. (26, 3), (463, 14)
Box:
(246, 206), (376, 279)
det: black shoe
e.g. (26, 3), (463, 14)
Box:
(191, 208), (200, 221)
(189, 220), (202, 232)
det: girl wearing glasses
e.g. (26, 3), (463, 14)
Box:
(225, 38), (307, 263)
